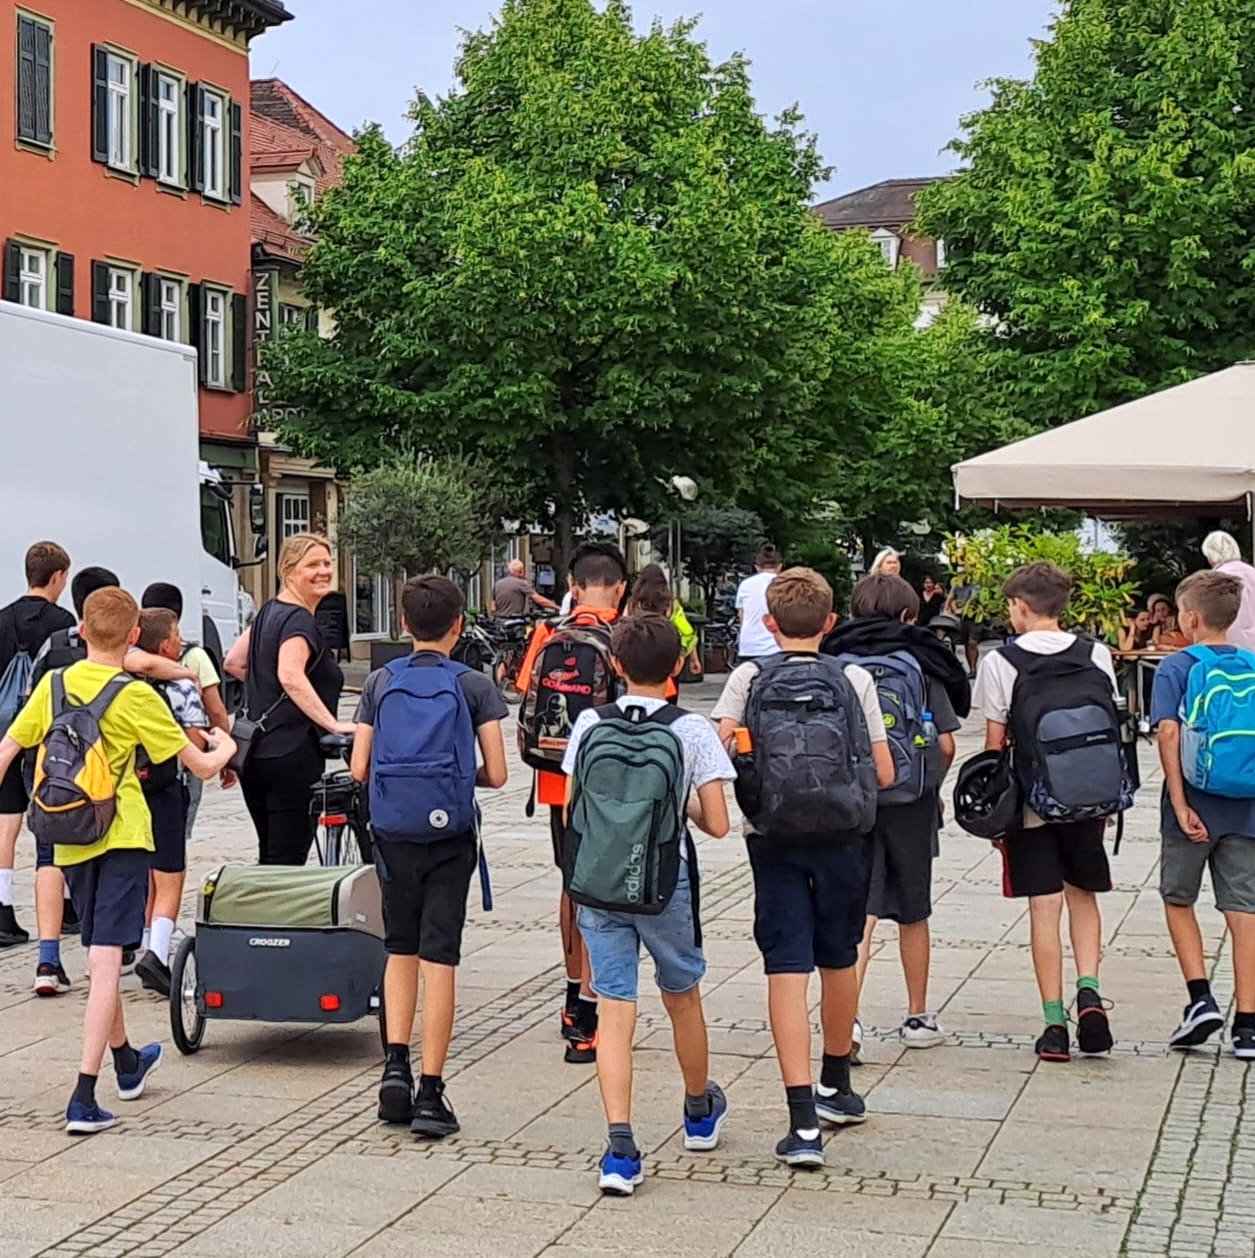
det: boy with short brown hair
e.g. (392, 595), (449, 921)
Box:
(0, 588), (236, 1134)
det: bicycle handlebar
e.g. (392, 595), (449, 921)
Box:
(319, 732), (354, 758)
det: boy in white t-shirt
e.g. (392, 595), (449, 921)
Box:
(973, 562), (1120, 1064)
(734, 545), (783, 661)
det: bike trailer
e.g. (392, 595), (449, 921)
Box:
(192, 863), (385, 1025)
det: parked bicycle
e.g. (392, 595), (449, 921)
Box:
(310, 732), (373, 867)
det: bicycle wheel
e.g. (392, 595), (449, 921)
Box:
(170, 935), (206, 1055)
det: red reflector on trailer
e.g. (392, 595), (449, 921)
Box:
(320, 813), (348, 826)
(205, 991), (224, 1008)
(319, 993), (341, 1012)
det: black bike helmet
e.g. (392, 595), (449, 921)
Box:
(953, 750), (1022, 840)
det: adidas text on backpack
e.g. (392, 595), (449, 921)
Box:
(735, 653), (879, 840)
(564, 704), (694, 917)
(1002, 638), (1133, 823)
(369, 657), (479, 842)
(29, 671), (133, 847)
(518, 614), (621, 772)
(1179, 644), (1255, 798)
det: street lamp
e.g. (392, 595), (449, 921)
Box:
(657, 475), (700, 592)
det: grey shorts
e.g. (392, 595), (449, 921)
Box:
(1160, 830), (1255, 913)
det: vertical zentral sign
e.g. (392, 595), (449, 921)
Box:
(252, 266), (278, 424)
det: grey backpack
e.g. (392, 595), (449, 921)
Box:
(735, 653), (878, 840)
(563, 704), (697, 922)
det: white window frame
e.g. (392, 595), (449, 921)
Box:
(202, 87), (225, 201)
(935, 238), (947, 269)
(278, 491), (311, 539)
(352, 557), (392, 638)
(870, 228), (901, 270)
(107, 265), (134, 331)
(156, 71), (181, 185)
(204, 287), (226, 387)
(18, 245), (49, 311)
(105, 51), (133, 171)
(159, 277), (181, 342)
(278, 302), (304, 329)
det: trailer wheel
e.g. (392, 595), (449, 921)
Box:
(170, 935), (206, 1055)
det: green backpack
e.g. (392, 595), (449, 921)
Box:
(563, 704), (697, 924)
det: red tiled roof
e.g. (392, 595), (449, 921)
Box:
(250, 192), (309, 263)
(251, 78), (355, 196)
(813, 178), (946, 230)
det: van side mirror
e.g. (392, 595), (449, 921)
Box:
(249, 485), (267, 535)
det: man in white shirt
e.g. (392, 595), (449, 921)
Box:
(735, 545), (783, 662)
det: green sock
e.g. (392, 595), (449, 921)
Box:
(1077, 975), (1100, 995)
(1043, 999), (1067, 1027)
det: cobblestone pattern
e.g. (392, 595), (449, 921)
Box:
(1125, 1052), (1255, 1258)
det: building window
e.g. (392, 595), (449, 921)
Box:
(870, 229), (900, 270)
(108, 266), (133, 330)
(202, 88), (225, 200)
(157, 72), (180, 184)
(279, 492), (311, 538)
(160, 277), (181, 341)
(204, 287), (225, 385)
(354, 562), (392, 637)
(278, 302), (305, 329)
(106, 52), (132, 170)
(16, 13), (54, 147)
(935, 238), (947, 269)
(18, 246), (48, 310)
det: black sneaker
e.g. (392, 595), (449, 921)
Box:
(33, 962), (71, 996)
(1035, 1023), (1071, 1063)
(1170, 996), (1225, 1050)
(121, 948), (136, 973)
(560, 994), (582, 1043)
(775, 1128), (824, 1168)
(0, 903), (29, 948)
(135, 952), (172, 997)
(1233, 1026), (1255, 1061)
(61, 899), (80, 935)
(378, 1059), (414, 1124)
(815, 1085), (867, 1126)
(564, 1030), (597, 1064)
(411, 1082), (459, 1139)
(1076, 988), (1114, 1055)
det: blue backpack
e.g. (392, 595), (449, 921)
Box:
(1180, 644), (1255, 799)
(369, 656), (478, 842)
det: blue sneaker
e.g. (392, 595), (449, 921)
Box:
(65, 1100), (117, 1135)
(815, 1083), (867, 1126)
(598, 1147), (644, 1196)
(775, 1127), (824, 1168)
(116, 1043), (163, 1101)
(683, 1081), (728, 1151)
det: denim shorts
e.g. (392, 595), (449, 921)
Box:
(577, 865), (705, 1002)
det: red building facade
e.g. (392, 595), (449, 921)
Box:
(0, 0), (290, 463)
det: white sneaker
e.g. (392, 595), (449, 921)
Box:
(900, 1013), (945, 1049)
(851, 1018), (864, 1064)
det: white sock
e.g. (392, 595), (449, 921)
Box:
(0, 869), (12, 905)
(151, 917), (175, 967)
(141, 927), (151, 952)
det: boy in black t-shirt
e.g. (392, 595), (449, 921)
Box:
(352, 576), (508, 1140)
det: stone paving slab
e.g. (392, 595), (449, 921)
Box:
(0, 681), (1245, 1256)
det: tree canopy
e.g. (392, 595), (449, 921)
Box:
(916, 0), (1255, 431)
(268, 0), (917, 571)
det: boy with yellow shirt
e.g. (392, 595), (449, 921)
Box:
(0, 588), (236, 1135)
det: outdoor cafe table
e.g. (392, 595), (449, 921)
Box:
(1112, 649), (1172, 726)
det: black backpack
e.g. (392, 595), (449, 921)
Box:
(30, 627), (86, 692)
(1002, 638), (1133, 824)
(518, 614), (622, 772)
(134, 681), (180, 796)
(735, 653), (879, 840)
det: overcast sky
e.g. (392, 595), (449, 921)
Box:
(254, 0), (1059, 201)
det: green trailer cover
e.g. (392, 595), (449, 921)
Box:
(200, 864), (384, 936)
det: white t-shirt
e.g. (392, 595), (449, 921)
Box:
(735, 571), (779, 659)
(562, 696), (735, 861)
(973, 631), (1118, 725)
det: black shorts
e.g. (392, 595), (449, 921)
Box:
(0, 757), (27, 815)
(377, 835), (478, 965)
(64, 848), (149, 950)
(147, 782), (188, 874)
(1001, 819), (1111, 898)
(747, 836), (870, 973)
(866, 796), (938, 925)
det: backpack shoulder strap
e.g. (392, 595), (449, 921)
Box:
(997, 640), (1032, 671)
(85, 673), (134, 720)
(647, 703), (689, 727)
(593, 703), (622, 720)
(1064, 636), (1096, 666)
(50, 669), (67, 716)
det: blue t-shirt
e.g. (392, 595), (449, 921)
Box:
(1151, 646), (1255, 840)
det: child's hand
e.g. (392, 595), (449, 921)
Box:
(1175, 805), (1209, 844)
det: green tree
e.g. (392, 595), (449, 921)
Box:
(916, 0), (1255, 431)
(268, 0), (917, 576)
(338, 459), (482, 637)
(664, 505), (765, 610)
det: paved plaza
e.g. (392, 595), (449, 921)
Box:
(1, 679), (1251, 1258)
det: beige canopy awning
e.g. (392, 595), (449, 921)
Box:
(953, 363), (1255, 518)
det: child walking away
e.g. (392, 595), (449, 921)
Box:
(132, 609), (213, 997)
(563, 615), (734, 1196)
(714, 569), (895, 1168)
(515, 541), (628, 1063)
(0, 587), (235, 1134)
(352, 577), (507, 1139)
(974, 562), (1132, 1063)
(1151, 571), (1255, 1058)
(825, 574), (969, 1052)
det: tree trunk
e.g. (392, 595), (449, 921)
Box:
(390, 572), (404, 640)
(861, 530), (878, 571)
(551, 440), (577, 598)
